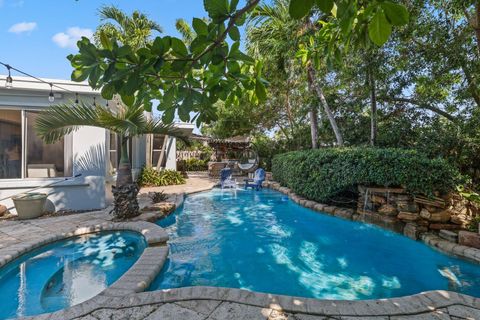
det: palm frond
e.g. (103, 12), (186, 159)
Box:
(35, 102), (107, 144)
(175, 19), (195, 44)
(99, 5), (129, 31)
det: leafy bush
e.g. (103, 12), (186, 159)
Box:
(178, 158), (209, 171)
(272, 148), (461, 203)
(137, 167), (186, 187)
(149, 191), (168, 203)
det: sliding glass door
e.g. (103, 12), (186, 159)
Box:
(0, 108), (71, 179)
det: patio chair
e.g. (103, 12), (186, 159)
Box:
(244, 168), (266, 191)
(220, 167), (236, 189)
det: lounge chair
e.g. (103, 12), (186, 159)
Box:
(244, 168), (266, 191)
(220, 167), (236, 189)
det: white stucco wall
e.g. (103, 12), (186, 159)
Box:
(0, 76), (110, 214)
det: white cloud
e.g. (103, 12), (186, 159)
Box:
(52, 27), (93, 49)
(8, 22), (37, 34)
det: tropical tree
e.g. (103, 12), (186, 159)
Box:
(70, 0), (408, 131)
(94, 5), (162, 49)
(248, 0), (344, 147)
(35, 102), (187, 218)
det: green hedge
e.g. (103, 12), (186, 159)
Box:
(177, 158), (209, 171)
(272, 148), (461, 203)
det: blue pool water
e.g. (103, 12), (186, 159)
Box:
(150, 188), (480, 299)
(0, 231), (146, 319)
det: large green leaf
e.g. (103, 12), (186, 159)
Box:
(228, 26), (241, 41)
(71, 69), (89, 82)
(368, 10), (392, 46)
(381, 1), (409, 26)
(151, 37), (165, 55)
(204, 0), (229, 21)
(192, 18), (208, 36)
(162, 108), (175, 123)
(170, 37), (189, 57)
(101, 83), (115, 100)
(289, 0), (314, 19)
(255, 79), (267, 102)
(315, 0), (333, 13)
(121, 94), (135, 107)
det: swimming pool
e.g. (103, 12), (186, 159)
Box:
(0, 231), (146, 319)
(150, 188), (480, 300)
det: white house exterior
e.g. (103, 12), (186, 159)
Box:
(0, 75), (193, 214)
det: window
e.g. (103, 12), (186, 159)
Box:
(0, 109), (72, 179)
(152, 135), (166, 168)
(25, 111), (70, 178)
(0, 110), (22, 179)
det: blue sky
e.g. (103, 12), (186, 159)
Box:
(0, 0), (231, 80)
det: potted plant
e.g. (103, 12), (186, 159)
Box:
(12, 193), (47, 220)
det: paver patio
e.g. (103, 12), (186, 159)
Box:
(0, 176), (479, 319)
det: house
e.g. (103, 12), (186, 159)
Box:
(0, 75), (193, 214)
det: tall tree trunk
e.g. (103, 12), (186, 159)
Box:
(307, 64), (344, 146)
(309, 104), (319, 149)
(116, 136), (133, 187)
(367, 66), (377, 146)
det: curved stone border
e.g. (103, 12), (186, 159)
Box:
(29, 286), (480, 319)
(265, 181), (480, 264)
(0, 221), (169, 320)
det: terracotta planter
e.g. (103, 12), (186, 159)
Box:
(12, 193), (47, 220)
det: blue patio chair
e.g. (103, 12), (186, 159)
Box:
(244, 168), (266, 191)
(220, 167), (236, 189)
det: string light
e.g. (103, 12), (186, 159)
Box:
(48, 83), (55, 103)
(0, 61), (86, 104)
(93, 96), (96, 106)
(5, 65), (12, 89)
(106, 100), (109, 107)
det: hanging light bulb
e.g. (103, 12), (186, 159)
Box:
(93, 96), (96, 106)
(5, 65), (13, 89)
(48, 83), (55, 102)
(75, 93), (79, 104)
(106, 100), (109, 107)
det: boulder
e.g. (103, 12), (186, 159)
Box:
(429, 210), (452, 223)
(450, 214), (470, 226)
(439, 229), (458, 243)
(378, 204), (397, 216)
(429, 223), (460, 230)
(416, 219), (430, 226)
(458, 231), (480, 249)
(396, 202), (419, 213)
(420, 208), (431, 220)
(404, 223), (428, 240)
(397, 211), (419, 221)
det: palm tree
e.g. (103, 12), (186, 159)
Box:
(35, 102), (187, 187)
(35, 102), (187, 218)
(95, 5), (162, 49)
(247, 0), (344, 147)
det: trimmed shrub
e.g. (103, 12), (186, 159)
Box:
(178, 158), (209, 171)
(137, 167), (186, 187)
(272, 148), (461, 203)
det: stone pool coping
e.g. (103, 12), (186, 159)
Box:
(264, 181), (480, 264)
(23, 287), (480, 319)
